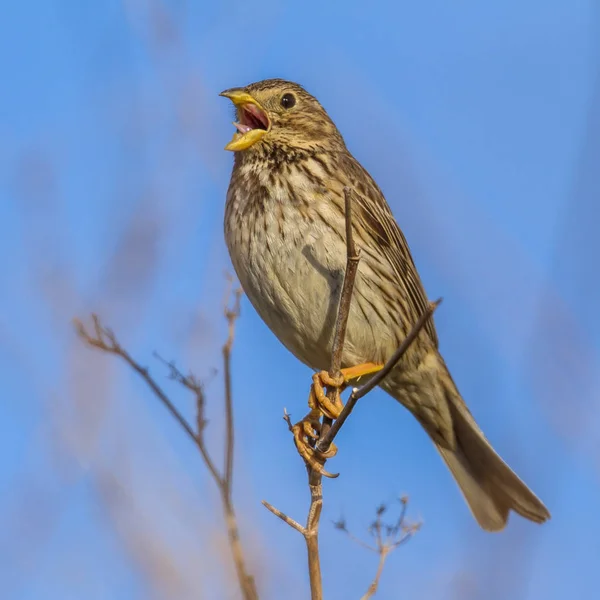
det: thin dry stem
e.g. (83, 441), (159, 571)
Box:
(223, 495), (257, 600)
(223, 286), (242, 498)
(152, 352), (222, 484)
(319, 187), (361, 445)
(360, 546), (390, 600)
(74, 292), (258, 600)
(262, 501), (305, 534)
(336, 498), (420, 599)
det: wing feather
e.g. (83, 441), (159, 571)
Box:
(337, 153), (438, 346)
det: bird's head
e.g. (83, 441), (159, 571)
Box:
(220, 79), (345, 154)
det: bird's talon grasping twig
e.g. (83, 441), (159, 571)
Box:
(289, 410), (339, 478)
(308, 370), (346, 420)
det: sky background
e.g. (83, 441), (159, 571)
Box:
(1, 1), (599, 598)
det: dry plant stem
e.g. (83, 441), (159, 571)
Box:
(305, 482), (324, 600)
(220, 288), (257, 600)
(335, 498), (419, 599)
(316, 297), (442, 453)
(223, 288), (242, 498)
(360, 546), (390, 600)
(74, 303), (258, 600)
(319, 187), (361, 445)
(261, 485), (323, 600)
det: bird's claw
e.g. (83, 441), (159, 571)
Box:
(286, 369), (360, 477)
(308, 370), (346, 420)
(291, 409), (339, 478)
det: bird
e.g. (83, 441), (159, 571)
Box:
(220, 78), (550, 532)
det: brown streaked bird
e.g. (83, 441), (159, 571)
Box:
(220, 78), (550, 531)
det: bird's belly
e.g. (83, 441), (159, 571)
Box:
(232, 215), (344, 369)
(228, 203), (398, 370)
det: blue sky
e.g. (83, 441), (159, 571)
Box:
(1, 1), (599, 598)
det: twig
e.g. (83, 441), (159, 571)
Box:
(219, 286), (256, 600)
(305, 480), (324, 599)
(151, 352), (222, 484)
(335, 497), (420, 600)
(332, 518), (377, 553)
(223, 287), (242, 499)
(329, 187), (361, 375)
(74, 293), (258, 600)
(316, 297), (442, 454)
(360, 547), (390, 600)
(319, 187), (362, 446)
(74, 316), (218, 475)
(262, 501), (304, 534)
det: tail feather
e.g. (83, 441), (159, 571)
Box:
(437, 397), (550, 532)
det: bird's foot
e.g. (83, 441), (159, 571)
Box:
(308, 371), (346, 420)
(289, 363), (384, 477)
(308, 363), (384, 420)
(291, 408), (339, 478)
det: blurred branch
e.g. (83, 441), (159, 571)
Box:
(263, 187), (437, 600)
(223, 280), (242, 499)
(334, 497), (420, 599)
(361, 548), (390, 600)
(74, 285), (258, 600)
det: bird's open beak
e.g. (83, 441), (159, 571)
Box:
(219, 88), (271, 151)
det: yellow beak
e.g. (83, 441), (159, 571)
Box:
(219, 88), (270, 152)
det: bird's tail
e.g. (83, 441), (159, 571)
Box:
(435, 377), (550, 531)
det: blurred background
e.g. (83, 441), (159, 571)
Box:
(1, 1), (599, 598)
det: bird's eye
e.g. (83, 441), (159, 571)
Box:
(280, 93), (296, 109)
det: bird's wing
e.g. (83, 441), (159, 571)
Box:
(339, 152), (439, 346)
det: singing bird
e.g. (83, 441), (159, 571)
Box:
(220, 78), (550, 531)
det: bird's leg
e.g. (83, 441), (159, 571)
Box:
(308, 371), (345, 420)
(340, 361), (384, 383)
(309, 362), (384, 419)
(289, 372), (345, 478)
(289, 362), (384, 477)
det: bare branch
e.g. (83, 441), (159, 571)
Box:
(319, 187), (362, 445)
(222, 496), (258, 600)
(332, 518), (377, 553)
(392, 495), (409, 537)
(74, 285), (258, 600)
(305, 480), (324, 600)
(262, 500), (305, 534)
(335, 497), (421, 600)
(330, 187), (361, 374)
(223, 285), (242, 498)
(74, 316), (200, 450)
(360, 546), (390, 600)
